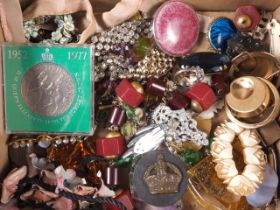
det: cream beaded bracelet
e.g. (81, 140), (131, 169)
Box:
(211, 121), (266, 196)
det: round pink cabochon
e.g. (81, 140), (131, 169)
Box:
(153, 0), (199, 56)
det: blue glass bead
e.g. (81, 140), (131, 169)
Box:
(179, 52), (230, 73)
(208, 18), (237, 51)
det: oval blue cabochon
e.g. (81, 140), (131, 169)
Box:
(209, 17), (237, 51)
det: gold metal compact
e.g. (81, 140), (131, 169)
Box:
(230, 52), (280, 80)
(225, 76), (280, 129)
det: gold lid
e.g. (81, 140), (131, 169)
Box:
(225, 78), (280, 129)
(225, 76), (271, 118)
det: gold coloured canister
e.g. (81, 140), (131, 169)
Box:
(230, 52), (280, 80)
(225, 77), (280, 129)
(225, 76), (271, 118)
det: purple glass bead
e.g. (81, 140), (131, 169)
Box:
(114, 43), (128, 56)
(114, 43), (138, 65)
(109, 106), (126, 126)
(146, 78), (166, 97)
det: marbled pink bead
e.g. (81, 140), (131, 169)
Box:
(153, 0), (199, 56)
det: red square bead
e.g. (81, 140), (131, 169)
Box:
(103, 190), (135, 210)
(186, 82), (217, 110)
(168, 91), (190, 109)
(115, 80), (144, 108)
(96, 136), (125, 157)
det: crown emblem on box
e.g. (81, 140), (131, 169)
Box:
(144, 154), (182, 194)
(41, 48), (53, 61)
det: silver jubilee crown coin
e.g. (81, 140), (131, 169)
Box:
(21, 62), (75, 117)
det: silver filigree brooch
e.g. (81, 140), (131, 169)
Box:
(152, 104), (209, 145)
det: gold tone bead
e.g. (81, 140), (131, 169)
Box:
(105, 131), (122, 138)
(236, 14), (252, 29)
(131, 81), (144, 94)
(191, 100), (204, 113)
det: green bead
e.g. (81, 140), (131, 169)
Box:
(113, 155), (133, 167)
(121, 121), (136, 139)
(121, 104), (139, 124)
(180, 148), (202, 166)
(132, 37), (152, 58)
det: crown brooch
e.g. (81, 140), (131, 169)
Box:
(144, 154), (182, 194)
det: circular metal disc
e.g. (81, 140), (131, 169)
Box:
(21, 62), (75, 117)
(131, 149), (188, 207)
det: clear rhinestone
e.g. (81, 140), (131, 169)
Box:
(20, 141), (26, 147)
(91, 36), (98, 43)
(63, 138), (69, 144)
(12, 142), (19, 149)
(56, 139), (62, 145)
(104, 44), (110, 51)
(105, 37), (111, 43)
(107, 58), (113, 64)
(97, 43), (103, 50)
(38, 140), (50, 148)
(101, 63), (107, 69)
(26, 141), (33, 147)
(99, 36), (105, 43)
(70, 136), (76, 143)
